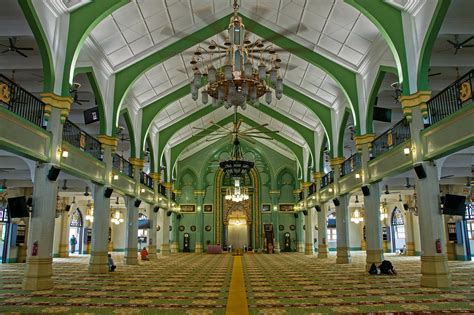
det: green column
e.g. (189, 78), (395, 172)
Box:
(194, 190), (205, 253)
(270, 190), (280, 253)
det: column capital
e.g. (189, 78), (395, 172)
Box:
(40, 93), (73, 123)
(149, 172), (161, 181)
(173, 189), (181, 196)
(399, 90), (432, 122)
(163, 182), (173, 189)
(97, 135), (118, 152)
(354, 134), (375, 152)
(313, 172), (324, 181)
(329, 157), (345, 169)
(269, 190), (280, 195)
(301, 181), (312, 188)
(193, 190), (206, 196)
(129, 158), (145, 169)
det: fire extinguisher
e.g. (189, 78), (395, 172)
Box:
(31, 240), (38, 256)
(435, 238), (442, 253)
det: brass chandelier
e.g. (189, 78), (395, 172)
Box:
(190, 0), (284, 109)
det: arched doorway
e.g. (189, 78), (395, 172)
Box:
(227, 209), (248, 252)
(391, 207), (406, 253)
(215, 168), (260, 250)
(69, 208), (83, 254)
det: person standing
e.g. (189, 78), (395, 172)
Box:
(70, 235), (77, 254)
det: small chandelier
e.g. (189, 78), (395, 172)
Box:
(220, 135), (254, 177)
(111, 210), (124, 225)
(225, 178), (249, 203)
(85, 200), (94, 223)
(190, 0), (283, 109)
(380, 200), (388, 221)
(350, 208), (364, 224)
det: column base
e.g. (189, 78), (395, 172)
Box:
(365, 249), (384, 271)
(336, 246), (351, 264)
(297, 242), (304, 253)
(406, 242), (415, 256)
(88, 251), (108, 274)
(383, 241), (391, 253)
(195, 243), (203, 253)
(170, 242), (179, 253)
(304, 243), (313, 255)
(123, 249), (138, 265)
(160, 244), (170, 256)
(148, 245), (157, 260)
(274, 242), (280, 253)
(58, 244), (69, 258)
(420, 255), (451, 288)
(22, 257), (53, 291)
(318, 244), (328, 258)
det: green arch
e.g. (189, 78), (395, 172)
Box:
(120, 109), (136, 158)
(417, 0), (451, 90)
(74, 67), (107, 135)
(366, 66), (398, 134)
(170, 113), (303, 173)
(345, 0), (410, 94)
(145, 136), (154, 172)
(61, 0), (129, 96)
(337, 110), (351, 158)
(19, 0), (55, 93)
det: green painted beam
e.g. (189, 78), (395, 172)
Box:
(18, 0), (55, 93)
(417, 0), (451, 90)
(345, 0), (410, 95)
(113, 14), (233, 134)
(240, 14), (360, 134)
(170, 113), (303, 170)
(62, 0), (129, 96)
(74, 67), (107, 135)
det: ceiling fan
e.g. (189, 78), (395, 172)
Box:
(428, 68), (442, 77)
(192, 108), (279, 144)
(0, 37), (34, 58)
(404, 177), (414, 189)
(70, 82), (90, 106)
(384, 184), (400, 194)
(117, 126), (131, 142)
(447, 35), (474, 55)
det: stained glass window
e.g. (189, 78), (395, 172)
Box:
(70, 209), (83, 227)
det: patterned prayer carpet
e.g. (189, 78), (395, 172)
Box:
(0, 253), (233, 314)
(243, 252), (474, 314)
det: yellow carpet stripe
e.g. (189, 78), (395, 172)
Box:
(226, 256), (248, 315)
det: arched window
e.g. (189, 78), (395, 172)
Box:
(70, 209), (83, 227)
(391, 207), (405, 239)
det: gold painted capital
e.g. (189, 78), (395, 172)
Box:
(194, 190), (206, 196)
(269, 190), (280, 195)
(313, 172), (324, 180)
(41, 93), (73, 122)
(97, 135), (118, 151)
(399, 90), (432, 121)
(163, 182), (173, 189)
(129, 158), (145, 169)
(149, 172), (161, 181)
(173, 189), (181, 195)
(354, 134), (375, 151)
(301, 181), (311, 188)
(329, 157), (345, 168)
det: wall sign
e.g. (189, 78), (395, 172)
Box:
(180, 204), (195, 212)
(203, 204), (213, 213)
(279, 204), (294, 212)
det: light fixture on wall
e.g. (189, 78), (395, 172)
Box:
(189, 0), (284, 108)
(379, 200), (388, 221)
(85, 200), (94, 223)
(110, 210), (124, 225)
(350, 208), (364, 224)
(225, 178), (249, 203)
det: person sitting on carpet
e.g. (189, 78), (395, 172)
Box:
(379, 260), (397, 275)
(140, 247), (149, 261)
(107, 254), (116, 272)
